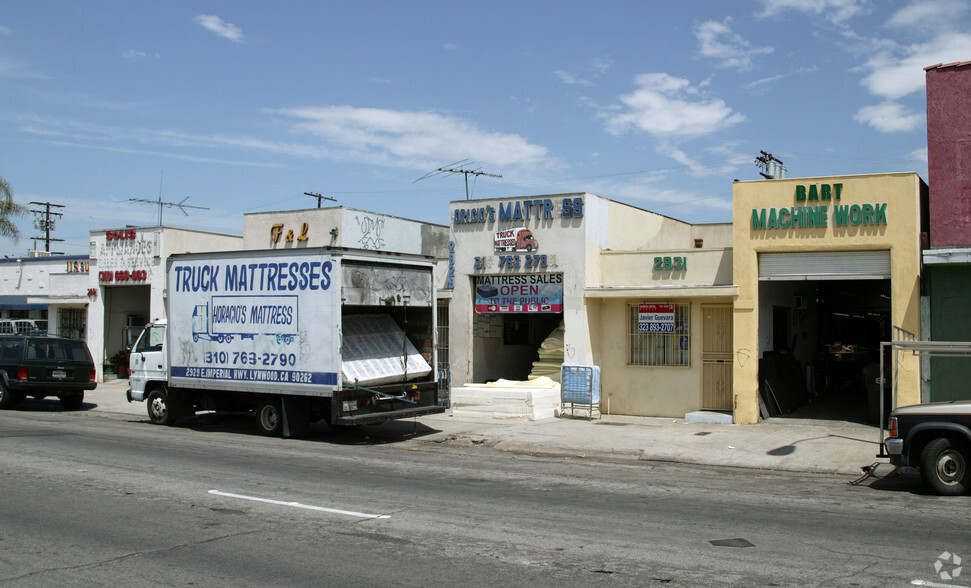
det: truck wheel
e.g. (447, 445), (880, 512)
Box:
(147, 389), (176, 425)
(0, 384), (13, 409)
(60, 392), (84, 410)
(255, 398), (282, 437)
(920, 437), (970, 495)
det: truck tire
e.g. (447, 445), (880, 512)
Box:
(60, 392), (84, 410)
(0, 383), (13, 409)
(147, 388), (176, 426)
(920, 437), (970, 496)
(255, 398), (282, 437)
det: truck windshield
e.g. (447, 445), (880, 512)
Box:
(135, 325), (165, 353)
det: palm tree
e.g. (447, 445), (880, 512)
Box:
(0, 175), (28, 240)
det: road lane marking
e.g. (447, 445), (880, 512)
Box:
(208, 490), (391, 519)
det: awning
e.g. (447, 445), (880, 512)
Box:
(0, 295), (46, 310)
(584, 285), (738, 299)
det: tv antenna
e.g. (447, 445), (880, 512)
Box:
(129, 172), (209, 225)
(414, 159), (502, 200)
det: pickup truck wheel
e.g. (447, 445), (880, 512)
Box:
(0, 384), (13, 409)
(920, 437), (970, 496)
(147, 389), (176, 425)
(60, 392), (84, 410)
(255, 398), (282, 437)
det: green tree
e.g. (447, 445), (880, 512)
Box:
(0, 176), (28, 240)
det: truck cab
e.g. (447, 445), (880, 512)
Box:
(127, 320), (166, 403)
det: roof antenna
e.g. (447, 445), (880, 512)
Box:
(415, 159), (502, 200)
(129, 172), (209, 225)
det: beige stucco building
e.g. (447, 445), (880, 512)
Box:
(448, 193), (735, 418)
(732, 172), (927, 424)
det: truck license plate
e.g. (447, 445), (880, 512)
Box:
(52, 369), (66, 379)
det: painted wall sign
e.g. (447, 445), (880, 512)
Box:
(474, 274), (563, 313)
(446, 241), (455, 289)
(638, 303), (675, 333)
(494, 227), (538, 252)
(99, 269), (149, 283)
(270, 222), (309, 245)
(751, 184), (888, 230)
(66, 260), (90, 273)
(453, 197), (583, 225)
(653, 256), (686, 271)
(105, 229), (136, 241)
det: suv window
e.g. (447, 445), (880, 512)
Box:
(26, 339), (91, 362)
(0, 340), (20, 361)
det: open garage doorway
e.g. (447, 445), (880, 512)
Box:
(759, 278), (891, 423)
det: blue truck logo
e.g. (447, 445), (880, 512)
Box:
(192, 295), (298, 345)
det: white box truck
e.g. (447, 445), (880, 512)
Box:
(126, 247), (445, 437)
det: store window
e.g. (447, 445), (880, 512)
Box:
(628, 303), (691, 367)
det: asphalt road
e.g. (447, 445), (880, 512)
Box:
(0, 401), (967, 587)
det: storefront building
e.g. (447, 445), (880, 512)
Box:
(0, 254), (91, 339)
(732, 173), (928, 424)
(448, 193), (735, 418)
(89, 227), (242, 380)
(923, 60), (971, 401)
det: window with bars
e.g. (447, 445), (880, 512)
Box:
(628, 303), (691, 366)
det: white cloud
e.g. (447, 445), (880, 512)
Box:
(887, 1), (970, 31)
(268, 105), (553, 169)
(907, 146), (928, 165)
(194, 15), (244, 43)
(854, 101), (924, 133)
(121, 49), (159, 60)
(555, 70), (594, 87)
(0, 56), (47, 79)
(695, 19), (773, 71)
(599, 73), (746, 139)
(443, 43), (457, 51)
(0, 25), (11, 36)
(758, 0), (871, 24)
(860, 32), (971, 100)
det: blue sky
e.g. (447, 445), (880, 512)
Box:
(1, 0), (969, 257)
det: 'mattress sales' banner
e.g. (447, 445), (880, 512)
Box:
(474, 274), (563, 313)
(638, 303), (675, 333)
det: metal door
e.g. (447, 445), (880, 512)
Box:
(702, 305), (733, 410)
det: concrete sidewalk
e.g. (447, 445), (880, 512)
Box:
(83, 378), (888, 477)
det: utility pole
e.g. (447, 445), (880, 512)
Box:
(129, 172), (208, 225)
(755, 150), (787, 179)
(414, 159), (502, 200)
(29, 201), (64, 253)
(304, 192), (337, 208)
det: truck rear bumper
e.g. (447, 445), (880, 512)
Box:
(335, 404), (446, 426)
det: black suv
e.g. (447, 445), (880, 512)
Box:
(0, 335), (97, 410)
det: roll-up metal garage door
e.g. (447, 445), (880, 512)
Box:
(758, 250), (891, 281)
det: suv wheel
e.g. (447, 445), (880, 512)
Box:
(0, 383), (13, 409)
(920, 437), (970, 496)
(60, 392), (84, 410)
